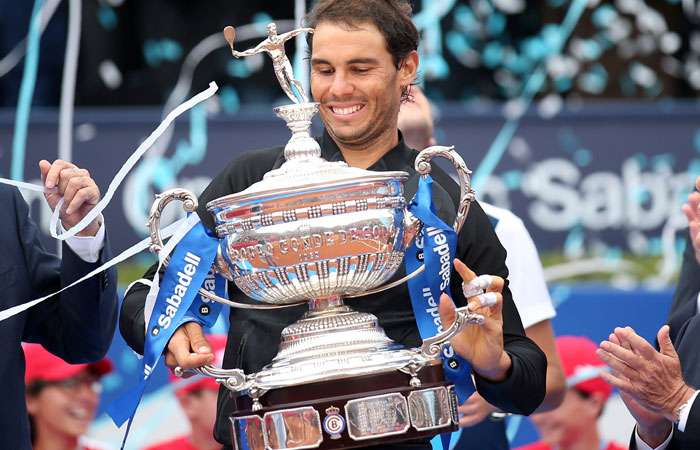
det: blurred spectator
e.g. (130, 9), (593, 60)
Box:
(143, 334), (227, 450)
(24, 343), (112, 450)
(399, 86), (565, 449)
(515, 336), (625, 450)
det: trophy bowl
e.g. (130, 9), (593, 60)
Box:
(206, 170), (416, 305)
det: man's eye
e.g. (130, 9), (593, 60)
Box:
(315, 68), (333, 75)
(355, 68), (370, 74)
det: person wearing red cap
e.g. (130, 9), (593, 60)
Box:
(24, 343), (112, 450)
(143, 335), (227, 450)
(514, 336), (625, 450)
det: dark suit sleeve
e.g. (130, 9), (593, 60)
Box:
(683, 397), (700, 448)
(120, 262), (162, 355)
(17, 189), (118, 363)
(453, 200), (547, 415)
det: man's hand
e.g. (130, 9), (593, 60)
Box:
(601, 331), (672, 446)
(596, 325), (694, 423)
(438, 258), (511, 382)
(457, 390), (498, 427)
(39, 159), (101, 237)
(682, 190), (700, 267)
(164, 321), (214, 377)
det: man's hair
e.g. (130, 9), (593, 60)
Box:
(304, 0), (419, 101)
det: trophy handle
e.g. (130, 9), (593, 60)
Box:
(420, 306), (484, 359)
(346, 145), (475, 298)
(148, 188), (199, 265)
(147, 189), (306, 310)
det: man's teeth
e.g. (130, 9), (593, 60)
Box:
(333, 105), (361, 115)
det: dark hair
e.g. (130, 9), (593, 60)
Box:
(304, 0), (419, 101)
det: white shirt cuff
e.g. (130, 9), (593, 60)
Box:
(634, 424), (673, 450)
(679, 390), (699, 433)
(61, 215), (106, 263)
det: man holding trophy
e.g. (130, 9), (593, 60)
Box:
(120, 0), (547, 448)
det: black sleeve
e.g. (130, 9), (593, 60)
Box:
(19, 189), (119, 363)
(120, 146), (282, 354)
(453, 200), (547, 415)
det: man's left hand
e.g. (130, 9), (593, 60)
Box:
(438, 258), (511, 382)
(596, 325), (695, 423)
(39, 159), (101, 237)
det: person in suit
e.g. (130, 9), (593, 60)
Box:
(596, 175), (700, 450)
(2, 159), (119, 450)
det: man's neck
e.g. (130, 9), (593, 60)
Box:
(334, 132), (400, 169)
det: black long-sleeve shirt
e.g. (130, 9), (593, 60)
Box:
(120, 129), (546, 449)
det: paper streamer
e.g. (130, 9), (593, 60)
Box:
(0, 218), (185, 323)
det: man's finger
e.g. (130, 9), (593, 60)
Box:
(454, 258), (476, 284)
(599, 369), (632, 393)
(596, 347), (635, 375)
(65, 185), (99, 215)
(599, 339), (646, 370)
(438, 294), (456, 329)
(186, 321), (213, 354)
(616, 327), (657, 360)
(657, 325), (678, 359)
(45, 160), (75, 190)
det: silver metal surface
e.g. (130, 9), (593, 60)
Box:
(231, 415), (266, 450)
(264, 407), (323, 449)
(345, 393), (410, 441)
(407, 387), (452, 431)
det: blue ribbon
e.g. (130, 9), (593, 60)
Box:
(405, 176), (475, 450)
(106, 218), (220, 447)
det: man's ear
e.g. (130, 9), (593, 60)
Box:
(399, 50), (419, 87)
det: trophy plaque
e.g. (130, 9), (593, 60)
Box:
(147, 23), (482, 450)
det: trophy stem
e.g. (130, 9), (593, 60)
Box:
(307, 295), (344, 311)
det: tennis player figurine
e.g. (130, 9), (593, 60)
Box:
(224, 23), (313, 104)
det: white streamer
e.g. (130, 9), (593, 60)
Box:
(48, 81), (218, 240)
(0, 218), (185, 323)
(58, 0), (81, 163)
(0, 0), (62, 78)
(143, 213), (201, 331)
(0, 177), (56, 193)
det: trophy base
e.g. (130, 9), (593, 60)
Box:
(229, 363), (458, 450)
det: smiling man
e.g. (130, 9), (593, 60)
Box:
(120, 1), (547, 448)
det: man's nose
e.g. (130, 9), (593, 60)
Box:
(329, 71), (354, 97)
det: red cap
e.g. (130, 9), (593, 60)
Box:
(23, 343), (112, 385)
(556, 335), (612, 400)
(171, 334), (227, 395)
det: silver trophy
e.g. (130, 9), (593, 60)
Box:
(148, 23), (481, 450)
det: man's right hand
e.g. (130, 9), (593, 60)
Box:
(164, 322), (214, 376)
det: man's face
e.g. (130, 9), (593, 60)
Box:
(310, 22), (416, 153)
(530, 388), (602, 447)
(26, 371), (101, 439)
(177, 388), (219, 433)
